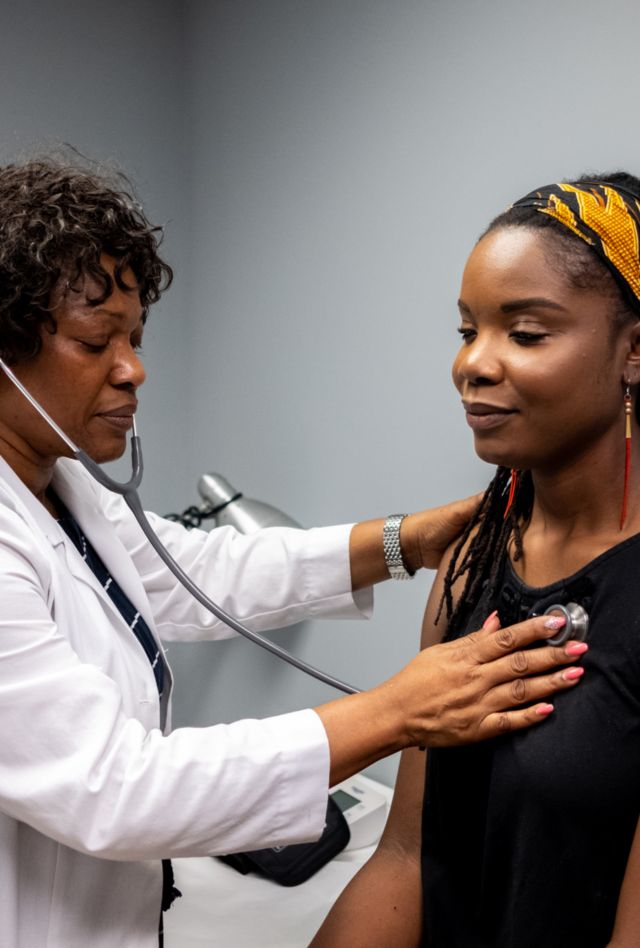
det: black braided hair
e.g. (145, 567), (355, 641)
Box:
(436, 468), (533, 638)
(438, 170), (640, 638)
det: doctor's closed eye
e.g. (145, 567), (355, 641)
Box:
(75, 337), (144, 354)
(76, 339), (110, 352)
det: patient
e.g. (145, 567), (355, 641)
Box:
(312, 172), (640, 948)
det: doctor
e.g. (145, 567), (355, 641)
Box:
(0, 158), (586, 948)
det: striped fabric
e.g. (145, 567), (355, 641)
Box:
(54, 496), (165, 698)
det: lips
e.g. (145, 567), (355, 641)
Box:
(462, 400), (516, 431)
(96, 402), (137, 431)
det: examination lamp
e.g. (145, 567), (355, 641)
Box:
(165, 473), (301, 532)
(198, 473), (301, 532)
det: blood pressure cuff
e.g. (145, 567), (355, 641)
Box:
(217, 796), (350, 886)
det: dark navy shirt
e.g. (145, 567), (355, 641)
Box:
(422, 536), (640, 947)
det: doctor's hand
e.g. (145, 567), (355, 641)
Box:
(350, 494), (480, 589)
(316, 613), (587, 786)
(401, 494), (482, 570)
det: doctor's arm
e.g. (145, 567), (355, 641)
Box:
(98, 475), (480, 638)
(348, 494), (480, 589)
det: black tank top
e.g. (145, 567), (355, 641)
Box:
(421, 534), (640, 947)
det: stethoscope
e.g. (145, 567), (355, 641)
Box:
(0, 358), (591, 693)
(0, 358), (360, 695)
(540, 603), (589, 647)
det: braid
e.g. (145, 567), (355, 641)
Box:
(436, 468), (533, 639)
(435, 484), (495, 627)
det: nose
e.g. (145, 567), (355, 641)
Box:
(453, 331), (502, 389)
(111, 343), (146, 390)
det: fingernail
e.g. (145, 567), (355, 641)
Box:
(544, 615), (566, 630)
(565, 642), (589, 657)
(482, 610), (499, 629)
(563, 666), (585, 681)
(536, 703), (554, 715)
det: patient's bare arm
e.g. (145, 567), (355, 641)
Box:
(310, 746), (424, 948)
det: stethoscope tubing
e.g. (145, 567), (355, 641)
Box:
(81, 441), (359, 694)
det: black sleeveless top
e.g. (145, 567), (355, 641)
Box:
(421, 534), (640, 947)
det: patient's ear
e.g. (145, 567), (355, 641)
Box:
(623, 321), (640, 382)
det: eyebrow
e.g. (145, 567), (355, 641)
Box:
(457, 297), (567, 315)
(500, 297), (567, 314)
(74, 306), (144, 326)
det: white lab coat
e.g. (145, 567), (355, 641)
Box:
(0, 456), (371, 947)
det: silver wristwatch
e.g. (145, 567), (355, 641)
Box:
(382, 514), (414, 580)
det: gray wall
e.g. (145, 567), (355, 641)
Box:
(2, 0), (640, 786)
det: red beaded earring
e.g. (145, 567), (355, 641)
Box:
(503, 469), (518, 520)
(620, 383), (633, 530)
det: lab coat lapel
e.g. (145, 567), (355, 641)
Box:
(51, 460), (174, 725)
(50, 462), (158, 634)
(0, 456), (68, 548)
(0, 457), (132, 633)
(0, 456), (173, 721)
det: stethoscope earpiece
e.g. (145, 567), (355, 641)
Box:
(543, 602), (589, 647)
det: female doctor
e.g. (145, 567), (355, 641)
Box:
(0, 159), (586, 948)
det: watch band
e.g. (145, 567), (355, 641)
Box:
(382, 514), (414, 581)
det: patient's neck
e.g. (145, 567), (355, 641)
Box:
(512, 429), (640, 586)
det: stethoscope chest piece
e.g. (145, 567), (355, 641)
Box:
(543, 602), (589, 647)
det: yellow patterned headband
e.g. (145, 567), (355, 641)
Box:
(510, 181), (640, 312)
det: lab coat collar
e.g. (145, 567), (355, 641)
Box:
(0, 455), (172, 715)
(0, 455), (67, 545)
(0, 455), (152, 625)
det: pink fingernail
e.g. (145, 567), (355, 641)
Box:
(536, 703), (554, 715)
(482, 610), (499, 629)
(563, 666), (585, 681)
(565, 642), (589, 657)
(544, 615), (566, 630)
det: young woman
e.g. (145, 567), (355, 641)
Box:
(312, 172), (640, 948)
